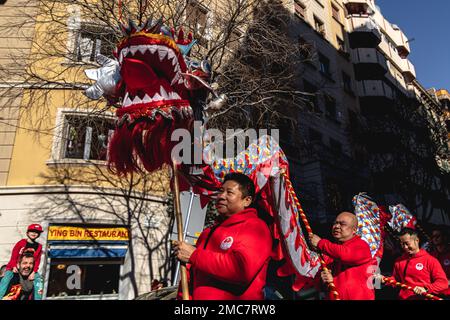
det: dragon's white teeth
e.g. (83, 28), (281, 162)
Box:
(123, 96), (133, 107)
(178, 77), (185, 85)
(138, 46), (147, 55)
(167, 50), (177, 65)
(124, 92), (130, 102)
(142, 94), (152, 103)
(160, 86), (169, 99)
(133, 96), (142, 104)
(174, 64), (181, 72)
(152, 93), (163, 101)
(149, 45), (157, 54)
(130, 46), (139, 55)
(123, 48), (129, 56)
(158, 48), (168, 61)
(168, 92), (181, 100)
(171, 73), (181, 86)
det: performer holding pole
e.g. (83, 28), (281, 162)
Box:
(383, 228), (448, 300)
(173, 173), (272, 300)
(172, 160), (190, 300)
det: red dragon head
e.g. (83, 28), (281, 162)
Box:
(114, 19), (196, 120)
(84, 19), (212, 174)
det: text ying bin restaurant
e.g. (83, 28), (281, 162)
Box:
(44, 224), (130, 299)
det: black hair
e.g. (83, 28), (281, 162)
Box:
(431, 225), (449, 239)
(19, 250), (35, 263)
(398, 228), (418, 238)
(223, 172), (256, 200)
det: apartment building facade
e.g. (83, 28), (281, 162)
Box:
(286, 0), (449, 224)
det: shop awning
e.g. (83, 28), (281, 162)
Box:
(49, 247), (128, 259)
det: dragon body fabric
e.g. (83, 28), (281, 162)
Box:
(84, 20), (321, 287)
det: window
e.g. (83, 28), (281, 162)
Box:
(318, 53), (331, 77)
(298, 36), (314, 60)
(62, 115), (115, 161)
(342, 72), (353, 93)
(314, 16), (326, 37)
(46, 259), (121, 298)
(74, 26), (115, 63)
(325, 95), (337, 121)
(294, 0), (307, 20)
(346, 3), (370, 15)
(331, 4), (340, 22)
(336, 36), (346, 53)
(329, 138), (342, 153)
(303, 80), (320, 113)
(186, 0), (210, 47)
(309, 128), (323, 143)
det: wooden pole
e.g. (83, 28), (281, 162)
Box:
(281, 171), (340, 300)
(172, 160), (190, 300)
(381, 276), (443, 300)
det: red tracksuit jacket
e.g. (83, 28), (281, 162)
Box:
(318, 235), (377, 300)
(392, 249), (448, 300)
(6, 239), (42, 273)
(187, 208), (272, 300)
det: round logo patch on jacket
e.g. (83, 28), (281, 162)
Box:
(415, 263), (424, 271)
(220, 236), (234, 250)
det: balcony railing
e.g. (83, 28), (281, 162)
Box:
(351, 48), (388, 79)
(397, 58), (416, 83)
(347, 16), (381, 48)
(356, 80), (395, 100)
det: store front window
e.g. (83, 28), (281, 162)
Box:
(46, 259), (121, 298)
(45, 224), (130, 299)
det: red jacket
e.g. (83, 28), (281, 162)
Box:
(318, 235), (377, 300)
(6, 239), (42, 273)
(187, 208), (272, 300)
(392, 249), (448, 300)
(429, 248), (450, 279)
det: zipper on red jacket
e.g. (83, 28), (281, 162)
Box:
(203, 221), (223, 249)
(403, 256), (411, 281)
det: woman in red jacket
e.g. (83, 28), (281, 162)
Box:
(173, 173), (272, 300)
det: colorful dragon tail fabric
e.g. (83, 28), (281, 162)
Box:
(180, 135), (321, 286)
(352, 193), (392, 262)
(388, 204), (417, 232)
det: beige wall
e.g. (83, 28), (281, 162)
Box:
(0, 0), (38, 185)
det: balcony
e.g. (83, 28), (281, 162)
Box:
(388, 24), (411, 58)
(397, 58), (416, 83)
(347, 16), (382, 48)
(351, 48), (388, 80)
(357, 80), (394, 98)
(343, 0), (375, 15)
(356, 80), (395, 115)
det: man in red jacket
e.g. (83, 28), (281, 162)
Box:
(309, 212), (377, 300)
(389, 228), (448, 300)
(173, 172), (272, 300)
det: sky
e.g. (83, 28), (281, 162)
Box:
(375, 0), (450, 90)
